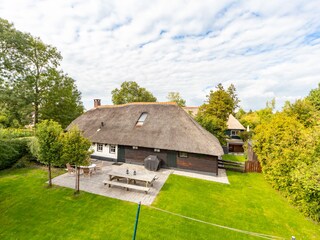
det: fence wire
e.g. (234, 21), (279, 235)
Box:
(148, 206), (286, 240)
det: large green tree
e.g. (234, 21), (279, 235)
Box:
(283, 99), (319, 128)
(306, 83), (320, 111)
(111, 81), (157, 104)
(0, 18), (84, 127)
(167, 92), (186, 107)
(36, 120), (63, 187)
(196, 83), (235, 144)
(39, 69), (84, 128)
(252, 113), (320, 221)
(227, 84), (240, 114)
(60, 125), (92, 194)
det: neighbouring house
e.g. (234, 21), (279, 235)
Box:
(226, 114), (245, 153)
(182, 107), (246, 153)
(68, 100), (223, 175)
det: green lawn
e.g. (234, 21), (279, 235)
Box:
(222, 154), (247, 162)
(0, 167), (319, 240)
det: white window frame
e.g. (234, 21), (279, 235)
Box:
(231, 130), (238, 136)
(179, 152), (188, 158)
(97, 144), (103, 152)
(109, 145), (116, 154)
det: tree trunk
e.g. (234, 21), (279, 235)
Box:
(48, 162), (52, 187)
(74, 166), (80, 194)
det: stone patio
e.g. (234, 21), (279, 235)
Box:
(52, 161), (229, 205)
(52, 162), (172, 205)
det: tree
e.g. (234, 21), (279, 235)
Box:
(252, 112), (320, 221)
(227, 84), (240, 114)
(111, 81), (157, 104)
(60, 125), (92, 194)
(167, 92), (186, 107)
(39, 69), (84, 128)
(307, 83), (320, 111)
(283, 99), (319, 127)
(196, 84), (234, 144)
(36, 120), (63, 187)
(0, 18), (84, 127)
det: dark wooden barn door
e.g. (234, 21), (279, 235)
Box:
(167, 152), (177, 167)
(117, 145), (125, 162)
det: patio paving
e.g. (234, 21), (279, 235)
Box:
(172, 168), (229, 184)
(52, 161), (229, 205)
(52, 162), (172, 206)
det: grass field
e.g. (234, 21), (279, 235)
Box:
(0, 166), (319, 239)
(222, 154), (247, 162)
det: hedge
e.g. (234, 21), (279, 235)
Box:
(0, 138), (30, 170)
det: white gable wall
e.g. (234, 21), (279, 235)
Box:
(90, 143), (118, 159)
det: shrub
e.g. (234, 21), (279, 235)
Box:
(0, 138), (30, 170)
(0, 128), (34, 139)
(253, 113), (320, 222)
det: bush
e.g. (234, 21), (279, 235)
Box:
(0, 138), (30, 170)
(253, 113), (320, 222)
(0, 128), (34, 139)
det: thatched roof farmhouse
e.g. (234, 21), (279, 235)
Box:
(68, 100), (223, 174)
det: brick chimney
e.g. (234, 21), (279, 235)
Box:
(94, 99), (101, 108)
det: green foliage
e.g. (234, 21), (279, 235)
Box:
(238, 105), (273, 133)
(59, 125), (93, 193)
(59, 125), (92, 166)
(36, 120), (63, 166)
(39, 69), (84, 128)
(196, 83), (235, 144)
(283, 99), (319, 127)
(227, 84), (240, 114)
(253, 113), (320, 221)
(0, 128), (34, 139)
(111, 81), (157, 104)
(307, 83), (320, 111)
(167, 92), (186, 107)
(0, 18), (84, 127)
(28, 136), (39, 160)
(0, 138), (29, 170)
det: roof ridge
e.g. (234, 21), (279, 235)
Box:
(95, 102), (177, 109)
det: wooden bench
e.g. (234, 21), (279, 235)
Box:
(103, 180), (150, 194)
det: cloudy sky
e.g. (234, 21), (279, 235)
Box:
(1, 0), (320, 110)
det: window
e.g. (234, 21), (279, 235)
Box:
(109, 145), (116, 154)
(231, 130), (238, 136)
(136, 112), (148, 126)
(97, 144), (103, 152)
(179, 152), (188, 158)
(154, 148), (160, 152)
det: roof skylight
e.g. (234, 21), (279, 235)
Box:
(136, 112), (148, 126)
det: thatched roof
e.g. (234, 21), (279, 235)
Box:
(227, 114), (245, 130)
(68, 102), (223, 156)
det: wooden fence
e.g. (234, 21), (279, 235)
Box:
(218, 159), (262, 173)
(244, 160), (262, 173)
(218, 159), (245, 173)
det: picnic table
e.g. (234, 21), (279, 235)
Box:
(103, 170), (157, 193)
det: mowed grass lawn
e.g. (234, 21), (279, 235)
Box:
(222, 154), (246, 162)
(0, 167), (319, 240)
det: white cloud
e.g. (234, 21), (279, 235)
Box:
(1, 0), (320, 111)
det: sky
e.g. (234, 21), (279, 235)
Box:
(1, 0), (320, 111)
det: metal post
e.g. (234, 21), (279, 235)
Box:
(132, 202), (141, 240)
